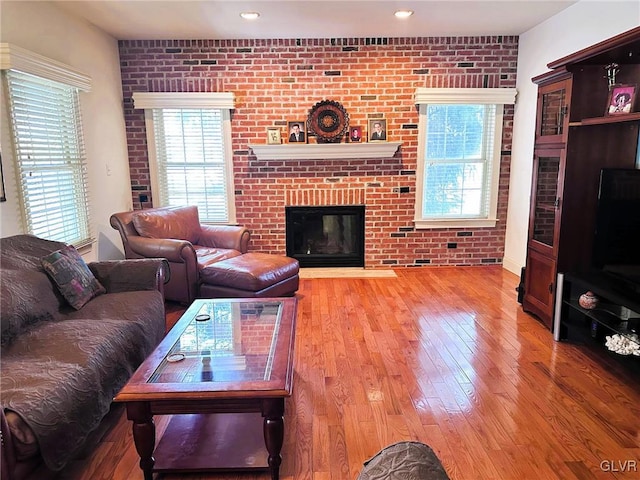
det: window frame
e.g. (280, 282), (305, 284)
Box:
(414, 87), (517, 229)
(1, 43), (93, 247)
(133, 92), (237, 224)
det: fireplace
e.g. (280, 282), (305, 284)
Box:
(285, 206), (365, 267)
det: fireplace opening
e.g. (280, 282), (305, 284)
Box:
(285, 205), (365, 268)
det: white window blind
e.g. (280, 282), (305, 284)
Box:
(152, 108), (231, 223)
(414, 88), (516, 228)
(133, 92), (236, 225)
(4, 70), (91, 246)
(422, 104), (496, 218)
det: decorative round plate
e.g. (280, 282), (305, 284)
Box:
(307, 100), (349, 143)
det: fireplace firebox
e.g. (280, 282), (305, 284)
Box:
(285, 206), (365, 267)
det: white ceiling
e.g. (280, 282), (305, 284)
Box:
(53, 0), (578, 40)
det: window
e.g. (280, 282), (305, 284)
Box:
(133, 93), (236, 224)
(2, 44), (92, 247)
(414, 88), (516, 228)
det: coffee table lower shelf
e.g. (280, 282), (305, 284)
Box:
(154, 412), (269, 473)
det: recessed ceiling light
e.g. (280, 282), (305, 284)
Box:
(394, 10), (414, 19)
(240, 11), (260, 20)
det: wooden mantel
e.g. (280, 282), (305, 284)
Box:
(249, 142), (401, 160)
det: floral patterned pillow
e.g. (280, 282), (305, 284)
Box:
(41, 245), (106, 310)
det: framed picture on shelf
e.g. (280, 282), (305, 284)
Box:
(368, 118), (387, 142)
(286, 121), (307, 143)
(267, 127), (282, 145)
(349, 126), (363, 143)
(605, 84), (636, 116)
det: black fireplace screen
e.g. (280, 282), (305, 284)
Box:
(285, 206), (365, 267)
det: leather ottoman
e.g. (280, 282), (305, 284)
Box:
(199, 252), (300, 298)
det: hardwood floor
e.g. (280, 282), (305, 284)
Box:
(56, 266), (640, 480)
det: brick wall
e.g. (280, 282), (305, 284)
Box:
(119, 36), (518, 267)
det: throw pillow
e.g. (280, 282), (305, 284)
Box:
(41, 245), (106, 310)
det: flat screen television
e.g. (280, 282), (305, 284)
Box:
(592, 168), (640, 293)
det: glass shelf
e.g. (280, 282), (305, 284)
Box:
(565, 298), (640, 347)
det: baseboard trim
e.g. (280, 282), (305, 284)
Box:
(502, 257), (523, 276)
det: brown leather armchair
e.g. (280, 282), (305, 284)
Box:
(110, 205), (250, 304)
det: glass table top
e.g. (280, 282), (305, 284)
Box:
(149, 299), (285, 384)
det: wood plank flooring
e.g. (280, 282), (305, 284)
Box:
(56, 266), (640, 480)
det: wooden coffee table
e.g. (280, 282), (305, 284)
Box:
(115, 297), (297, 480)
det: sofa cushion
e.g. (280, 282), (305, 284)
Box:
(0, 268), (61, 347)
(1, 290), (165, 471)
(194, 245), (242, 268)
(41, 245), (106, 310)
(1, 236), (68, 346)
(132, 205), (202, 244)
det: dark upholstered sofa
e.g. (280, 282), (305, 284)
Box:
(0, 235), (167, 480)
(111, 205), (299, 303)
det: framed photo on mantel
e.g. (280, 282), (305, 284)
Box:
(368, 119), (387, 142)
(286, 121), (307, 143)
(605, 84), (636, 116)
(349, 126), (363, 143)
(267, 127), (282, 144)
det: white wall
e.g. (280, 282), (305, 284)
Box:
(1, 1), (637, 266)
(0, 1), (132, 261)
(503, 1), (640, 275)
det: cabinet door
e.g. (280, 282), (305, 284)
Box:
(535, 79), (571, 145)
(523, 249), (557, 329)
(527, 148), (566, 259)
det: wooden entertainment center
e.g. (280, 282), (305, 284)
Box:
(522, 27), (640, 334)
